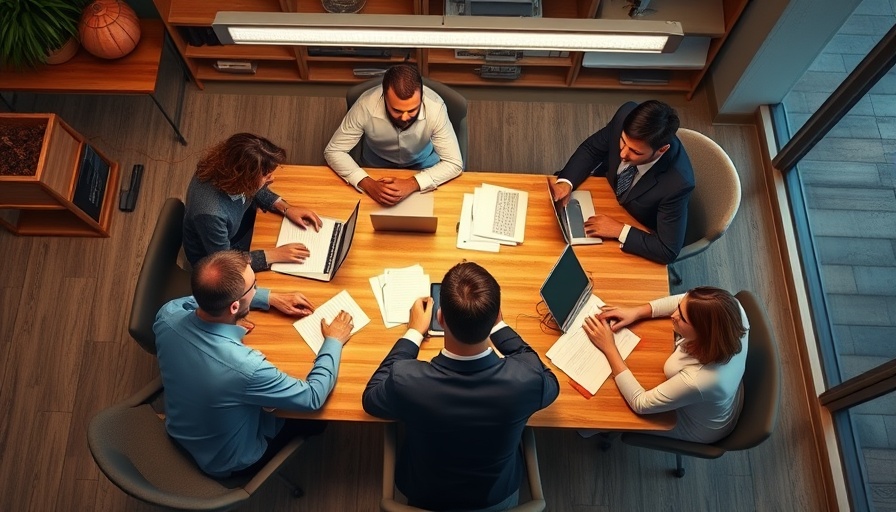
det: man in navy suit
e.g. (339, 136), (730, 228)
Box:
(362, 262), (559, 511)
(552, 100), (695, 264)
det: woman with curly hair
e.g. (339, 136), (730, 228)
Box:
(585, 286), (749, 443)
(183, 133), (322, 272)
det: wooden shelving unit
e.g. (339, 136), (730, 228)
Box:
(154, 0), (748, 97)
(0, 114), (119, 237)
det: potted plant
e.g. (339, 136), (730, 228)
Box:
(0, 0), (87, 68)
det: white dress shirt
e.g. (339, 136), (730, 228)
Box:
(324, 85), (463, 192)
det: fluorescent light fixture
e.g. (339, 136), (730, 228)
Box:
(212, 13), (683, 53)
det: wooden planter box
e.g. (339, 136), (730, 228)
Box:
(0, 113), (119, 236)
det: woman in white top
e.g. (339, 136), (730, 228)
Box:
(585, 287), (749, 443)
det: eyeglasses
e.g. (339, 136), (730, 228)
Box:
(676, 302), (689, 324)
(239, 279), (257, 300)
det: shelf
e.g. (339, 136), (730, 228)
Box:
(294, 0), (418, 14)
(428, 64), (569, 87)
(307, 62), (381, 83)
(427, 49), (572, 67)
(0, 203), (68, 210)
(597, 0), (726, 37)
(196, 60), (303, 81)
(571, 68), (692, 91)
(169, 0), (283, 25)
(8, 209), (106, 237)
(306, 54), (416, 64)
(186, 44), (296, 61)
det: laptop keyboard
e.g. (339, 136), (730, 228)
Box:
(492, 190), (519, 237)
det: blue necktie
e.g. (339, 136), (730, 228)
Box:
(615, 165), (637, 198)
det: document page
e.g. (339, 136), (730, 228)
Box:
(293, 290), (370, 354)
(546, 294), (641, 395)
(382, 266), (430, 324)
(457, 193), (501, 253)
(370, 264), (425, 328)
(471, 184), (528, 244)
(271, 216), (337, 275)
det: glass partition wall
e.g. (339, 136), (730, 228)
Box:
(775, 1), (896, 509)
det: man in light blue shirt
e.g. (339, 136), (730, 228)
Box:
(154, 250), (354, 477)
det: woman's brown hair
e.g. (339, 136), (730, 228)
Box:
(195, 133), (286, 196)
(682, 286), (746, 365)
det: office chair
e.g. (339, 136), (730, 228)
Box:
(345, 76), (469, 167)
(669, 128), (741, 285)
(87, 377), (305, 512)
(128, 198), (192, 354)
(380, 423), (546, 512)
(620, 290), (781, 478)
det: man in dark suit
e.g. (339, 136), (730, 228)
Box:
(552, 100), (695, 264)
(362, 262), (560, 511)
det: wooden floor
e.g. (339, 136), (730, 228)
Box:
(0, 80), (833, 511)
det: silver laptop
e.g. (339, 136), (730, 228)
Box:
(547, 178), (602, 245)
(370, 191), (438, 233)
(370, 213), (438, 233)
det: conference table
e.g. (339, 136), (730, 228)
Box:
(249, 165), (675, 431)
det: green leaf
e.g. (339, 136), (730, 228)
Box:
(0, 0), (85, 69)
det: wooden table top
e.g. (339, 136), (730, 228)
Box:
(249, 165), (675, 430)
(0, 19), (163, 95)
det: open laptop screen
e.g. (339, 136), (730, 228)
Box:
(540, 245), (591, 330)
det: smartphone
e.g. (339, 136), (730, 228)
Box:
(428, 283), (444, 337)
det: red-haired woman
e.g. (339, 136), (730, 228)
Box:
(585, 286), (749, 443)
(183, 133), (322, 272)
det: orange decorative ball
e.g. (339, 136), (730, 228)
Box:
(79, 0), (142, 59)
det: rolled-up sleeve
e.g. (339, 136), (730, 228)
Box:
(325, 103), (370, 190)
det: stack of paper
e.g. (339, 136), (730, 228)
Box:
(369, 265), (430, 326)
(292, 290), (370, 354)
(546, 295), (642, 395)
(457, 184), (528, 252)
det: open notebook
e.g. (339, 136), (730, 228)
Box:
(271, 201), (360, 281)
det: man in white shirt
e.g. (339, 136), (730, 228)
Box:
(324, 64), (464, 206)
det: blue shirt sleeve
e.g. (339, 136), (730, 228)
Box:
(242, 337), (343, 411)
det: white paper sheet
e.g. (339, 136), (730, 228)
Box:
(382, 267), (430, 324)
(292, 290), (370, 354)
(457, 193), (500, 253)
(546, 295), (642, 395)
(271, 216), (337, 275)
(369, 264), (427, 328)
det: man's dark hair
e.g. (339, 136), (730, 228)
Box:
(622, 100), (680, 151)
(382, 64), (423, 101)
(191, 250), (252, 316)
(440, 262), (500, 344)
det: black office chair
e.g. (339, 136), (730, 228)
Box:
(128, 198), (192, 354)
(380, 423), (546, 512)
(620, 290), (781, 477)
(87, 377), (305, 511)
(345, 76), (469, 167)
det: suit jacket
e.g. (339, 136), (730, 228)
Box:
(557, 102), (695, 264)
(362, 326), (559, 511)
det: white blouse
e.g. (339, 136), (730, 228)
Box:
(613, 293), (750, 443)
